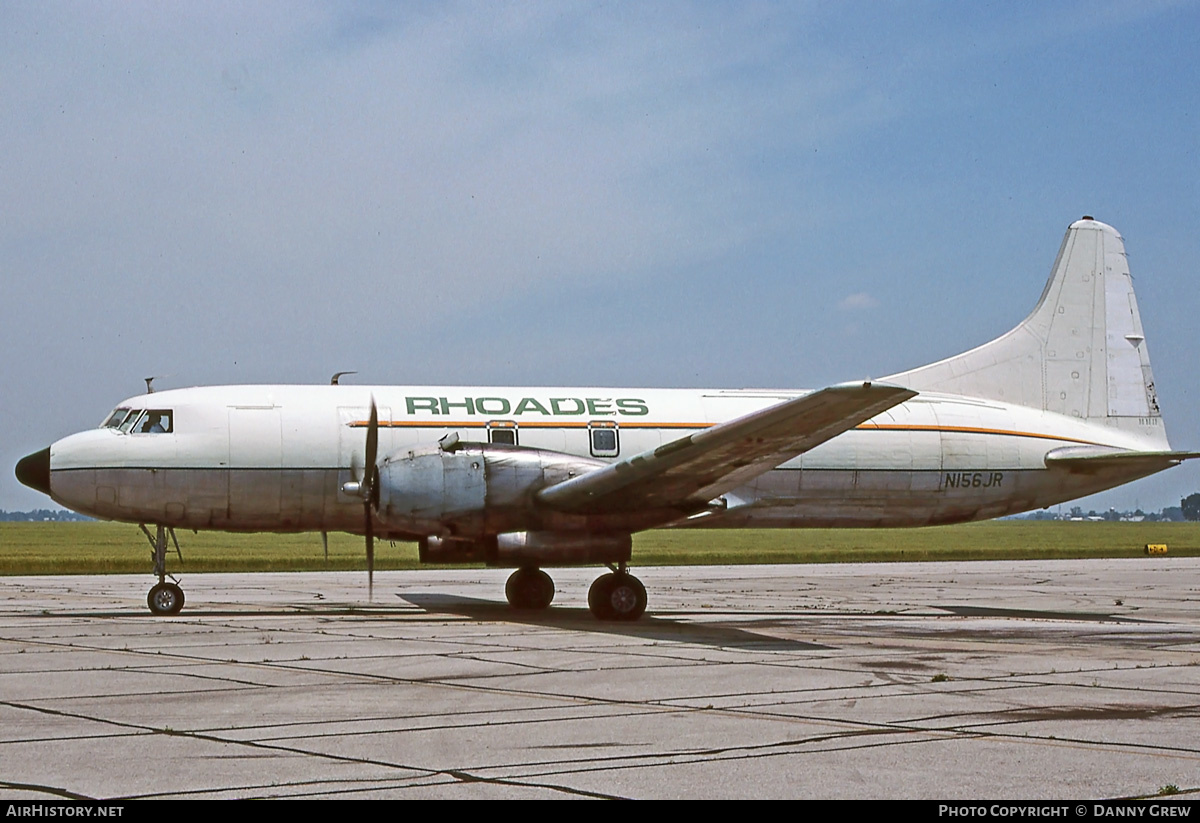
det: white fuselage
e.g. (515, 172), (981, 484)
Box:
(44, 383), (1163, 535)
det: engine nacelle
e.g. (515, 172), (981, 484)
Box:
(496, 531), (631, 565)
(418, 531), (632, 567)
(377, 440), (605, 534)
(418, 535), (490, 563)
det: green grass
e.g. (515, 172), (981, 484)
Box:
(635, 521), (1200, 565)
(0, 523), (409, 575)
(1, 520), (1198, 576)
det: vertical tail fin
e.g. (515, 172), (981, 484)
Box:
(885, 218), (1169, 447)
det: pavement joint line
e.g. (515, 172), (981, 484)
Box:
(246, 705), (678, 743)
(455, 725), (1200, 786)
(426, 729), (955, 784)
(0, 780), (95, 801)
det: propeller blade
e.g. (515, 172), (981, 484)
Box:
(363, 396), (379, 601)
(365, 397), (378, 476)
(365, 500), (374, 600)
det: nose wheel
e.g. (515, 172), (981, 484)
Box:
(588, 571), (647, 621)
(148, 581), (185, 615)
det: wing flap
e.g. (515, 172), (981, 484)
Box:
(537, 381), (916, 515)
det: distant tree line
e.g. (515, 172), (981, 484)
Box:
(0, 509), (94, 522)
(1019, 494), (1200, 522)
(1184, 493), (1200, 522)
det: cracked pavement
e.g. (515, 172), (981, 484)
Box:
(1, 560), (1199, 799)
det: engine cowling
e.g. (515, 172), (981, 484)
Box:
(376, 440), (605, 535)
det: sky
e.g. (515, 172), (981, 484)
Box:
(2, 1), (1198, 515)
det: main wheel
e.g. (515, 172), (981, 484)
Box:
(505, 567), (555, 610)
(588, 573), (646, 621)
(147, 582), (185, 616)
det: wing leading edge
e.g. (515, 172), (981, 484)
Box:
(537, 381), (917, 516)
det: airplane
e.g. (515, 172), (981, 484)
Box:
(14, 217), (1198, 620)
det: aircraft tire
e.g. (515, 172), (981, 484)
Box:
(588, 573), (646, 621)
(505, 567), (554, 610)
(587, 574), (614, 619)
(147, 582), (184, 616)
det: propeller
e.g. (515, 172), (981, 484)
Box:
(341, 396), (380, 600)
(364, 397), (379, 599)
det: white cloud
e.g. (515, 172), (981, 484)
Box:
(838, 292), (879, 311)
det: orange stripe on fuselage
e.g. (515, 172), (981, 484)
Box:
(858, 422), (1102, 446)
(347, 420), (1106, 446)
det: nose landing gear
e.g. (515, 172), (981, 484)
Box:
(140, 524), (184, 616)
(148, 580), (185, 615)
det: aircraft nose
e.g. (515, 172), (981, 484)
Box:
(15, 447), (51, 495)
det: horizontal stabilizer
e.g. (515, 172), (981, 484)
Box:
(538, 381), (916, 515)
(1045, 446), (1200, 474)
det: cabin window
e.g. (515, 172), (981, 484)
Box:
(487, 421), (518, 445)
(589, 421), (619, 457)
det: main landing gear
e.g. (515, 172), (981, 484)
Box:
(505, 567), (555, 610)
(503, 564), (647, 621)
(588, 566), (647, 621)
(140, 523), (184, 616)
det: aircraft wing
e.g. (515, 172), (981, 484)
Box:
(1045, 446), (1200, 474)
(537, 381), (916, 515)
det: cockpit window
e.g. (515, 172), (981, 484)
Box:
(119, 411), (143, 433)
(102, 408), (134, 429)
(111, 409), (174, 434)
(137, 410), (173, 434)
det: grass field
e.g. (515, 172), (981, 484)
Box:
(1, 520), (1198, 575)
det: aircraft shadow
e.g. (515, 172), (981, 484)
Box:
(398, 592), (833, 651)
(18, 597), (831, 651)
(934, 605), (1153, 624)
